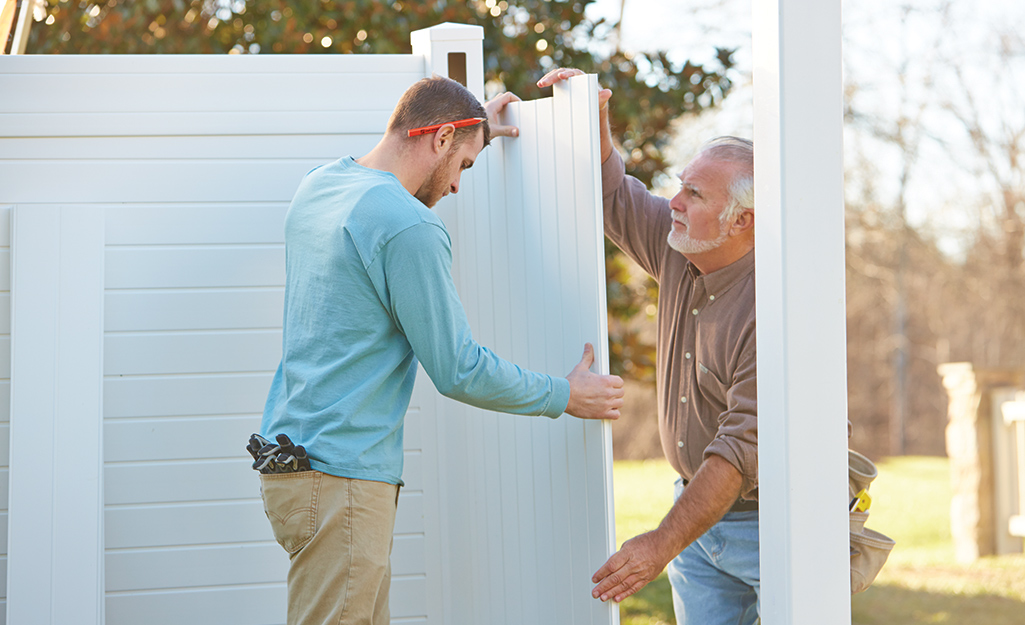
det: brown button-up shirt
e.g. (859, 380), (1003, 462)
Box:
(602, 150), (758, 500)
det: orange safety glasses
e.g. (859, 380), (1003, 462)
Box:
(407, 117), (486, 137)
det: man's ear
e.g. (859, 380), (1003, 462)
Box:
(729, 209), (754, 236)
(433, 124), (456, 155)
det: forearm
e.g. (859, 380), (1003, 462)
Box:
(427, 339), (569, 417)
(654, 454), (744, 557)
(599, 96), (613, 163)
(383, 225), (570, 417)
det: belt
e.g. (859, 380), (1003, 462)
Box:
(681, 479), (758, 513)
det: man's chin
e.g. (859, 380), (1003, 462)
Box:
(667, 231), (726, 255)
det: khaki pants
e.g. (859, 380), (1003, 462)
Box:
(260, 471), (399, 625)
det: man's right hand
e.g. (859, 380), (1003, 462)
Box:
(537, 68), (614, 163)
(565, 343), (624, 420)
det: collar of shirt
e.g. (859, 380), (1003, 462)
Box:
(686, 249), (755, 300)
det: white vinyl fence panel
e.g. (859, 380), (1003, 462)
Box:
(0, 206), (9, 619)
(1, 25), (616, 625)
(433, 74), (615, 625)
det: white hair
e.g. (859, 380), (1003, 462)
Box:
(697, 136), (754, 227)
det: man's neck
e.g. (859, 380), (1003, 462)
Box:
(356, 135), (428, 197)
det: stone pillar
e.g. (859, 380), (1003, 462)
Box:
(938, 363), (1025, 563)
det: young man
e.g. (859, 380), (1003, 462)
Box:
(258, 76), (625, 625)
(538, 68), (759, 625)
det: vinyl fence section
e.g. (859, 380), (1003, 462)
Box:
(0, 25), (616, 625)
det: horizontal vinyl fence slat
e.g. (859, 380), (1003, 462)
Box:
(104, 374), (274, 419)
(1, 135), (379, 159)
(105, 585), (287, 625)
(105, 495), (423, 550)
(105, 289), (285, 332)
(104, 451), (422, 503)
(105, 247), (285, 289)
(0, 54), (422, 75)
(104, 330), (282, 376)
(1, 73), (420, 114)
(105, 416), (262, 463)
(105, 204), (287, 245)
(105, 544), (286, 592)
(1, 160), (327, 204)
(0, 112), (391, 138)
(105, 460), (259, 505)
(105, 536), (425, 593)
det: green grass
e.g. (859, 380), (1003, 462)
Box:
(612, 456), (1025, 625)
(852, 456), (1025, 625)
(613, 459), (679, 625)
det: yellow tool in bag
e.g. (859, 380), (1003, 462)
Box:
(848, 450), (896, 594)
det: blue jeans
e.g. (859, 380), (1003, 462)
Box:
(667, 478), (760, 625)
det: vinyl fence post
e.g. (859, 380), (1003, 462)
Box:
(411, 22), (485, 101)
(753, 0), (852, 622)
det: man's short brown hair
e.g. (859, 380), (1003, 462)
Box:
(387, 76), (491, 148)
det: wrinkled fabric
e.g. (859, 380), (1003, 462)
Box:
(601, 150), (759, 499)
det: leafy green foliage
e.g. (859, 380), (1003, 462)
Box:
(26, 0), (735, 380)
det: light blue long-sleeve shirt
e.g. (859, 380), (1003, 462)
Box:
(261, 157), (570, 485)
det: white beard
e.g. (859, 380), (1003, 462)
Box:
(667, 210), (729, 254)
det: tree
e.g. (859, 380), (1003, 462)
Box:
(842, 0), (1025, 456)
(26, 0), (736, 380)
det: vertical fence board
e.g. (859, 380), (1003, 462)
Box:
(9, 206), (104, 625)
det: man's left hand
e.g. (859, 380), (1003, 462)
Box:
(484, 92), (522, 138)
(591, 530), (674, 603)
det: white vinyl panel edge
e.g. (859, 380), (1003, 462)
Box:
(531, 98), (574, 625)
(567, 75), (619, 624)
(516, 102), (558, 621)
(0, 207), (10, 245)
(9, 205), (105, 625)
(551, 79), (597, 624)
(499, 101), (541, 625)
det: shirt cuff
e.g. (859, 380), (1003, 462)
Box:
(704, 437), (759, 500)
(541, 376), (571, 418)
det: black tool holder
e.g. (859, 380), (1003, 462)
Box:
(247, 433), (312, 474)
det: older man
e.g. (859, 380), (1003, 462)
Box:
(538, 68), (759, 625)
(258, 76), (625, 625)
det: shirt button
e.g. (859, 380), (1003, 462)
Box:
(685, 352), (691, 359)
(692, 309), (699, 316)
(678, 441), (684, 448)
(709, 295), (716, 301)
(680, 396), (688, 404)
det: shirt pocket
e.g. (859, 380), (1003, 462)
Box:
(696, 362), (729, 406)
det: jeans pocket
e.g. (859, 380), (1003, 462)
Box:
(260, 472), (320, 556)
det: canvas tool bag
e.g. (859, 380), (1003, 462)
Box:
(848, 450), (896, 594)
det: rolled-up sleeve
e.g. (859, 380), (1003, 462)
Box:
(703, 322), (758, 500)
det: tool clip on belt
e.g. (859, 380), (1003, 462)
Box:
(247, 433), (312, 474)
